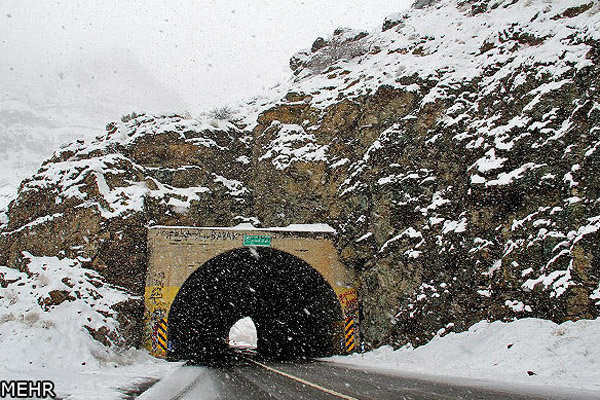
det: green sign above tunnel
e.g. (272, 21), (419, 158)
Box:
(243, 235), (272, 247)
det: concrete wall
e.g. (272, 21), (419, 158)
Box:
(143, 226), (360, 358)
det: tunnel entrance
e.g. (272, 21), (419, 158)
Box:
(167, 247), (344, 362)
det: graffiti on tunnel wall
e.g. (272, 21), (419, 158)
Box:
(143, 284), (179, 358)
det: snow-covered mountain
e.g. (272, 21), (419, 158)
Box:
(0, 47), (185, 216)
(0, 1), (599, 393)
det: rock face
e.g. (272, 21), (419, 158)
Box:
(1, 0), (600, 349)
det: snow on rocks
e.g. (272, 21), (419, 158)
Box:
(328, 0), (600, 347)
(8, 112), (251, 225)
(0, 252), (129, 355)
(258, 123), (329, 170)
(278, 0), (599, 113)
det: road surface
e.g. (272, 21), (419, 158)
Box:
(137, 356), (599, 400)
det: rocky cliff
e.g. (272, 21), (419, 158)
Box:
(1, 0), (599, 349)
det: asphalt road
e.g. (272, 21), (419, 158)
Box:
(137, 356), (600, 400)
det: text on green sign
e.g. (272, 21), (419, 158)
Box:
(243, 235), (271, 247)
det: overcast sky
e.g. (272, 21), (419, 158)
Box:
(1, 1), (412, 114)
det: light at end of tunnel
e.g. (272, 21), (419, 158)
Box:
(228, 317), (258, 349)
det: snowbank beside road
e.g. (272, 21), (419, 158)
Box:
(331, 318), (600, 392)
(0, 254), (179, 399)
(1, 354), (178, 400)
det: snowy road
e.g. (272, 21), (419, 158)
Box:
(137, 358), (598, 400)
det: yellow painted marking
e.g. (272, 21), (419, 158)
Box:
(344, 317), (356, 353)
(346, 340), (356, 352)
(248, 359), (358, 400)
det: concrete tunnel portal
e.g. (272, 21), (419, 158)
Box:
(143, 225), (361, 362)
(168, 247), (343, 360)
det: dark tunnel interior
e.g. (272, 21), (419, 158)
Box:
(167, 247), (344, 363)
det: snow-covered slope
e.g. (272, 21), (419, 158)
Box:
(0, 253), (179, 399)
(333, 317), (600, 393)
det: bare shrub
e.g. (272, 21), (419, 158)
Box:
(120, 112), (140, 123)
(308, 33), (369, 73)
(209, 106), (234, 121)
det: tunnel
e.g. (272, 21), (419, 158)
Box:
(167, 247), (345, 363)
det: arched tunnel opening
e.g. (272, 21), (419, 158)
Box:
(167, 247), (345, 363)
